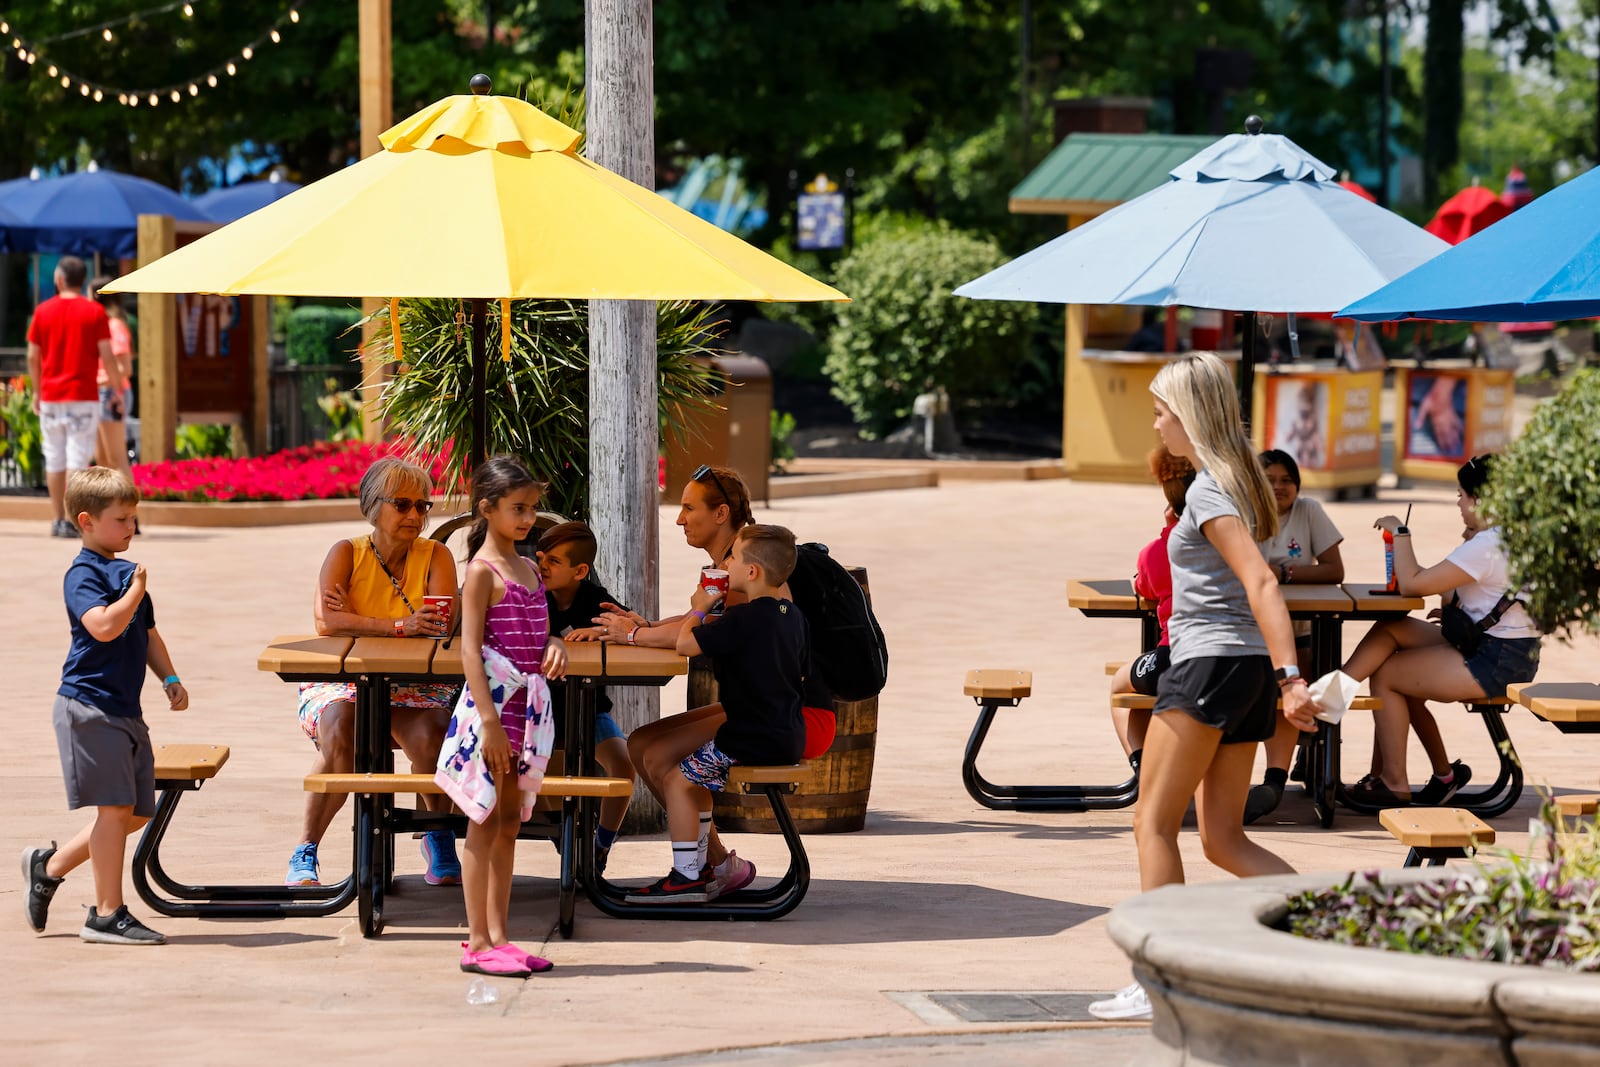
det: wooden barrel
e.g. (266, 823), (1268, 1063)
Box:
(709, 564), (878, 833)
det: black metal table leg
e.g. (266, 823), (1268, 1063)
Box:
(961, 697), (1139, 812)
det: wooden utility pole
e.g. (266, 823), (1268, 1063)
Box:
(357, 0), (392, 442)
(587, 0), (661, 821)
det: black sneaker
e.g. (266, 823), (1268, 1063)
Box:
(624, 868), (709, 904)
(80, 905), (167, 945)
(1415, 761), (1473, 806)
(21, 843), (63, 933)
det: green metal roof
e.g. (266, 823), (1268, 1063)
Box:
(1009, 133), (1216, 217)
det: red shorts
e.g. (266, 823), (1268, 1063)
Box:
(801, 706), (836, 760)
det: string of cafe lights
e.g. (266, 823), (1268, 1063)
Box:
(1, 4), (302, 108)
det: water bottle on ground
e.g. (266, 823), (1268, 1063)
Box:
(466, 977), (499, 1006)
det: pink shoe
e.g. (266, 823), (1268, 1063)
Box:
(708, 851), (756, 899)
(460, 945), (533, 978)
(494, 942), (554, 973)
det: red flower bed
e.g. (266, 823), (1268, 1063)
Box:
(133, 441), (448, 503)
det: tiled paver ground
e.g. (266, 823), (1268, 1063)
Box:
(4, 475), (1595, 1065)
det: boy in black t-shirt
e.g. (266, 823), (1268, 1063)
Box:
(625, 524), (807, 904)
(536, 522), (638, 872)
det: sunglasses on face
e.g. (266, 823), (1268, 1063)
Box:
(383, 497), (434, 515)
(691, 464), (734, 513)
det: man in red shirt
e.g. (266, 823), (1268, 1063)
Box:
(27, 256), (121, 537)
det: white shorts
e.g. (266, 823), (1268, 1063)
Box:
(40, 401), (100, 473)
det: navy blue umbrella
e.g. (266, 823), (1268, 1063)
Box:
(1340, 165), (1600, 322)
(195, 174), (303, 223)
(0, 167), (208, 259)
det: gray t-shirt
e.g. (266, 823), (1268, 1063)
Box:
(1166, 469), (1269, 662)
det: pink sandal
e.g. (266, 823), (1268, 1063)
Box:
(460, 946), (533, 978)
(493, 942), (554, 973)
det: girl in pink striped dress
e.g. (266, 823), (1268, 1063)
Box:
(457, 456), (568, 979)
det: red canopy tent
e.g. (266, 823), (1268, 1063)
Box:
(1425, 185), (1514, 245)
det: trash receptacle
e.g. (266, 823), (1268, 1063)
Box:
(664, 353), (771, 502)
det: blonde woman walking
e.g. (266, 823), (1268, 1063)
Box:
(1090, 353), (1316, 1022)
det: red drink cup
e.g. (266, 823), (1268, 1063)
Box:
(422, 595), (453, 639)
(700, 568), (729, 598)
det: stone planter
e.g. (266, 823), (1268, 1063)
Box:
(1109, 870), (1600, 1066)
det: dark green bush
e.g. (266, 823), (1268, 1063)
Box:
(285, 304), (363, 367)
(1481, 368), (1600, 637)
(822, 224), (1035, 436)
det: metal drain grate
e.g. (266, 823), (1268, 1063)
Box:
(887, 991), (1106, 1025)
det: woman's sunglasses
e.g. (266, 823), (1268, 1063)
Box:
(383, 497), (434, 515)
(692, 464), (734, 511)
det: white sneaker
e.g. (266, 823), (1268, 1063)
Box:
(1088, 981), (1152, 1021)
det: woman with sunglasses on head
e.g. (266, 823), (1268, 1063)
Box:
(596, 464), (832, 896)
(1338, 454), (1541, 808)
(284, 457), (463, 889)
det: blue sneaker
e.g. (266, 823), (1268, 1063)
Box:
(422, 831), (461, 886)
(285, 842), (320, 886)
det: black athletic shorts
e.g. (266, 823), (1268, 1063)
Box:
(1153, 654), (1276, 744)
(1128, 645), (1171, 697)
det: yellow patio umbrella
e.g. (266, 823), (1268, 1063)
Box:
(104, 76), (846, 466)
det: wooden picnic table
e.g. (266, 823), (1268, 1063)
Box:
(1506, 681), (1600, 734)
(1056, 579), (1423, 827)
(254, 634), (688, 936)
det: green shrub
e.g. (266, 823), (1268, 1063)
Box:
(822, 224), (1035, 436)
(175, 423), (236, 460)
(1480, 368), (1600, 637)
(285, 304), (363, 367)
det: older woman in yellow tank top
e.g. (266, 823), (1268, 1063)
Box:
(284, 457), (462, 888)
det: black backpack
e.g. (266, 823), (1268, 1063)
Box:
(786, 542), (889, 702)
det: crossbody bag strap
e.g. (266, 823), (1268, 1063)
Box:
(370, 544), (417, 615)
(1475, 592), (1521, 632)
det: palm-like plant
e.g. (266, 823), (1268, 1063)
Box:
(367, 297), (723, 518)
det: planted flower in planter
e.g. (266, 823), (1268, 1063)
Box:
(1284, 796), (1600, 971)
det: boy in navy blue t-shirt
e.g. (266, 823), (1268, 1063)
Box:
(22, 467), (190, 945)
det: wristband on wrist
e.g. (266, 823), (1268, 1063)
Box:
(394, 618), (405, 637)
(1278, 676), (1309, 688)
(163, 675), (180, 687)
(690, 609), (707, 621)
(626, 625), (639, 645)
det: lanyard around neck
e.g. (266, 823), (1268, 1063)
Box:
(371, 542), (417, 615)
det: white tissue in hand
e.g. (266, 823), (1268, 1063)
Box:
(1308, 670), (1360, 724)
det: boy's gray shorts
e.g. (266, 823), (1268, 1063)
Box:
(52, 695), (156, 817)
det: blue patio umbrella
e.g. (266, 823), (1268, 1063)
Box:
(1340, 164), (1600, 322)
(956, 118), (1448, 410)
(195, 174), (303, 223)
(0, 166), (208, 259)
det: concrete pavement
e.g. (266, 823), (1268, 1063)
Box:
(3, 475), (1597, 1065)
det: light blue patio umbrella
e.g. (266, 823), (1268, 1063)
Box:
(1339, 164), (1600, 322)
(956, 118), (1448, 410)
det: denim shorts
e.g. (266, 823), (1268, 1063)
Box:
(594, 711), (623, 744)
(1463, 635), (1540, 698)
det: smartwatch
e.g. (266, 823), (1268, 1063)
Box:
(1273, 664), (1302, 684)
